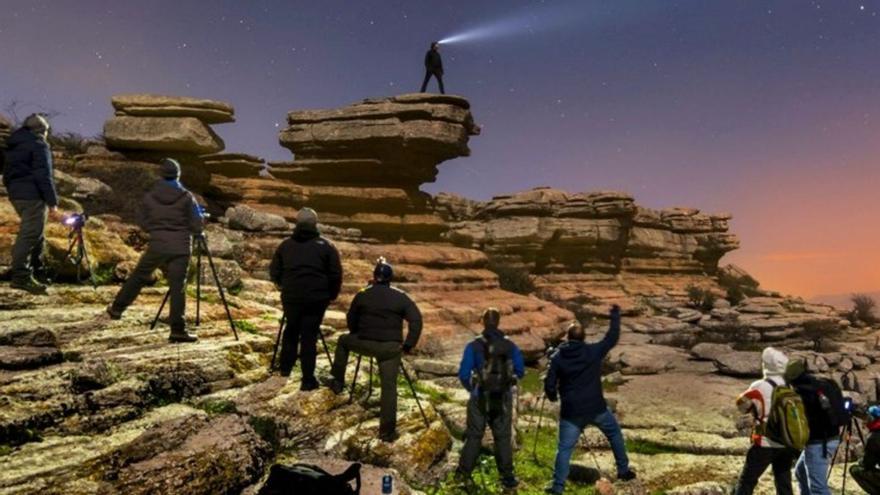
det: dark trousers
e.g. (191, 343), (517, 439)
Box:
(458, 392), (516, 485)
(734, 445), (796, 495)
(10, 199), (47, 281)
(112, 248), (189, 332)
(420, 71), (445, 94)
(331, 334), (401, 435)
(279, 301), (328, 380)
(851, 465), (880, 495)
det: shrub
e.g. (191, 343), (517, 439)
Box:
(48, 131), (93, 154)
(686, 285), (716, 311)
(489, 261), (535, 295)
(79, 163), (159, 223)
(717, 271), (761, 305)
(802, 320), (843, 352)
(850, 294), (879, 325)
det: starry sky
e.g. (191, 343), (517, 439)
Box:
(2, 0), (879, 299)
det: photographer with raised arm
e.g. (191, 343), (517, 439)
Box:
(269, 207), (342, 391)
(105, 158), (204, 343)
(543, 305), (636, 494)
(3, 114), (61, 294)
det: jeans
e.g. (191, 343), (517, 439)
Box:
(331, 334), (401, 435)
(551, 408), (630, 492)
(279, 302), (328, 380)
(458, 391), (516, 486)
(795, 440), (839, 495)
(10, 199), (47, 281)
(734, 445), (797, 495)
(112, 248), (189, 332)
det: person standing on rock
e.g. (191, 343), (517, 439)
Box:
(543, 305), (636, 494)
(2, 114), (61, 295)
(420, 41), (445, 94)
(732, 347), (797, 495)
(269, 207), (342, 391)
(105, 158), (204, 343)
(455, 307), (525, 491)
(329, 257), (422, 442)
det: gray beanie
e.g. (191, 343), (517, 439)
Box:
(160, 158), (181, 179)
(296, 207), (318, 227)
(23, 114), (49, 134)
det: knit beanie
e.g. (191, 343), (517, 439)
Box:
(160, 158), (181, 180)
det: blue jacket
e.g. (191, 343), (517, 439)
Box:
(2, 128), (58, 206)
(458, 327), (525, 394)
(544, 308), (620, 419)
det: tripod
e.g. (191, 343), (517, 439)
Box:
(829, 415), (867, 494)
(268, 314), (334, 372)
(150, 234), (238, 340)
(345, 353), (431, 429)
(64, 220), (97, 289)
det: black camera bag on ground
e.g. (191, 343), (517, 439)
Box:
(257, 462), (361, 495)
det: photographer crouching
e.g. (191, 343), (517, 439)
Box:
(2, 114), (61, 294)
(105, 158), (204, 343)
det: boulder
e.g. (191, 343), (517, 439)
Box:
(111, 94), (235, 124)
(200, 153), (264, 178)
(690, 343), (733, 361)
(714, 351), (762, 377)
(0, 345), (62, 370)
(104, 116), (225, 154)
(0, 112), (11, 146)
(225, 205), (289, 232)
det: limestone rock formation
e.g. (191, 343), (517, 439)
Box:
(0, 112), (11, 147)
(104, 116), (224, 155)
(201, 153), (266, 178)
(111, 94), (235, 124)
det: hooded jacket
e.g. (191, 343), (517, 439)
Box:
(736, 347), (789, 448)
(139, 179), (204, 255)
(269, 224), (342, 305)
(863, 418), (880, 471)
(424, 48), (443, 74)
(544, 308), (621, 420)
(346, 282), (422, 349)
(2, 128), (58, 206)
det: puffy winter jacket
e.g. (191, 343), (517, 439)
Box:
(2, 128), (58, 206)
(139, 179), (204, 255)
(269, 225), (342, 305)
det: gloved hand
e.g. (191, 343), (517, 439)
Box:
(546, 392), (558, 403)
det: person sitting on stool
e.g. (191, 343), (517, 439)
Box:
(852, 405), (880, 494)
(329, 258), (422, 442)
(106, 158), (204, 343)
(269, 207), (342, 391)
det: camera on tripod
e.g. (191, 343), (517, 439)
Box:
(63, 212), (88, 230)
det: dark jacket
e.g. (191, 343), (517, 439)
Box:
(2, 128), (58, 206)
(458, 327), (525, 394)
(140, 179), (204, 255)
(347, 282), (422, 350)
(269, 225), (342, 305)
(544, 308), (620, 420)
(863, 419), (880, 471)
(790, 373), (842, 443)
(424, 49), (443, 74)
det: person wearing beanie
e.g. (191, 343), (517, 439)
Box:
(733, 347), (797, 495)
(852, 405), (880, 494)
(329, 257), (423, 442)
(268, 207), (342, 390)
(2, 113), (60, 294)
(106, 158), (204, 343)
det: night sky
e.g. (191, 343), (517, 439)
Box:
(2, 0), (879, 298)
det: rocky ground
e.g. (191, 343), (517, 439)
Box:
(1, 93), (878, 494)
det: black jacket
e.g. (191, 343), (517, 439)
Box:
(140, 179), (204, 255)
(545, 308), (620, 420)
(424, 49), (443, 74)
(2, 128), (58, 206)
(269, 225), (342, 305)
(347, 283), (422, 350)
(864, 425), (880, 471)
(790, 373), (842, 443)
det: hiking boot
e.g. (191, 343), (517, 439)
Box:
(168, 329), (198, 343)
(501, 477), (520, 490)
(300, 377), (319, 391)
(378, 430), (399, 443)
(105, 305), (122, 320)
(453, 470), (477, 491)
(11, 277), (47, 295)
(618, 470), (637, 482)
(544, 484), (563, 494)
(328, 378), (344, 395)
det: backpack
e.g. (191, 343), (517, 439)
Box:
(475, 336), (516, 396)
(764, 379), (810, 450)
(257, 463), (361, 495)
(814, 376), (850, 432)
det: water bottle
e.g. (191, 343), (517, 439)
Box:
(382, 474), (393, 494)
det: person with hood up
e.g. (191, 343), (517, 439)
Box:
(455, 308), (526, 491)
(851, 405), (880, 494)
(419, 41), (445, 94)
(269, 207), (342, 391)
(544, 305), (636, 494)
(733, 347), (797, 495)
(2, 114), (60, 294)
(106, 158), (204, 343)
(329, 258), (422, 442)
